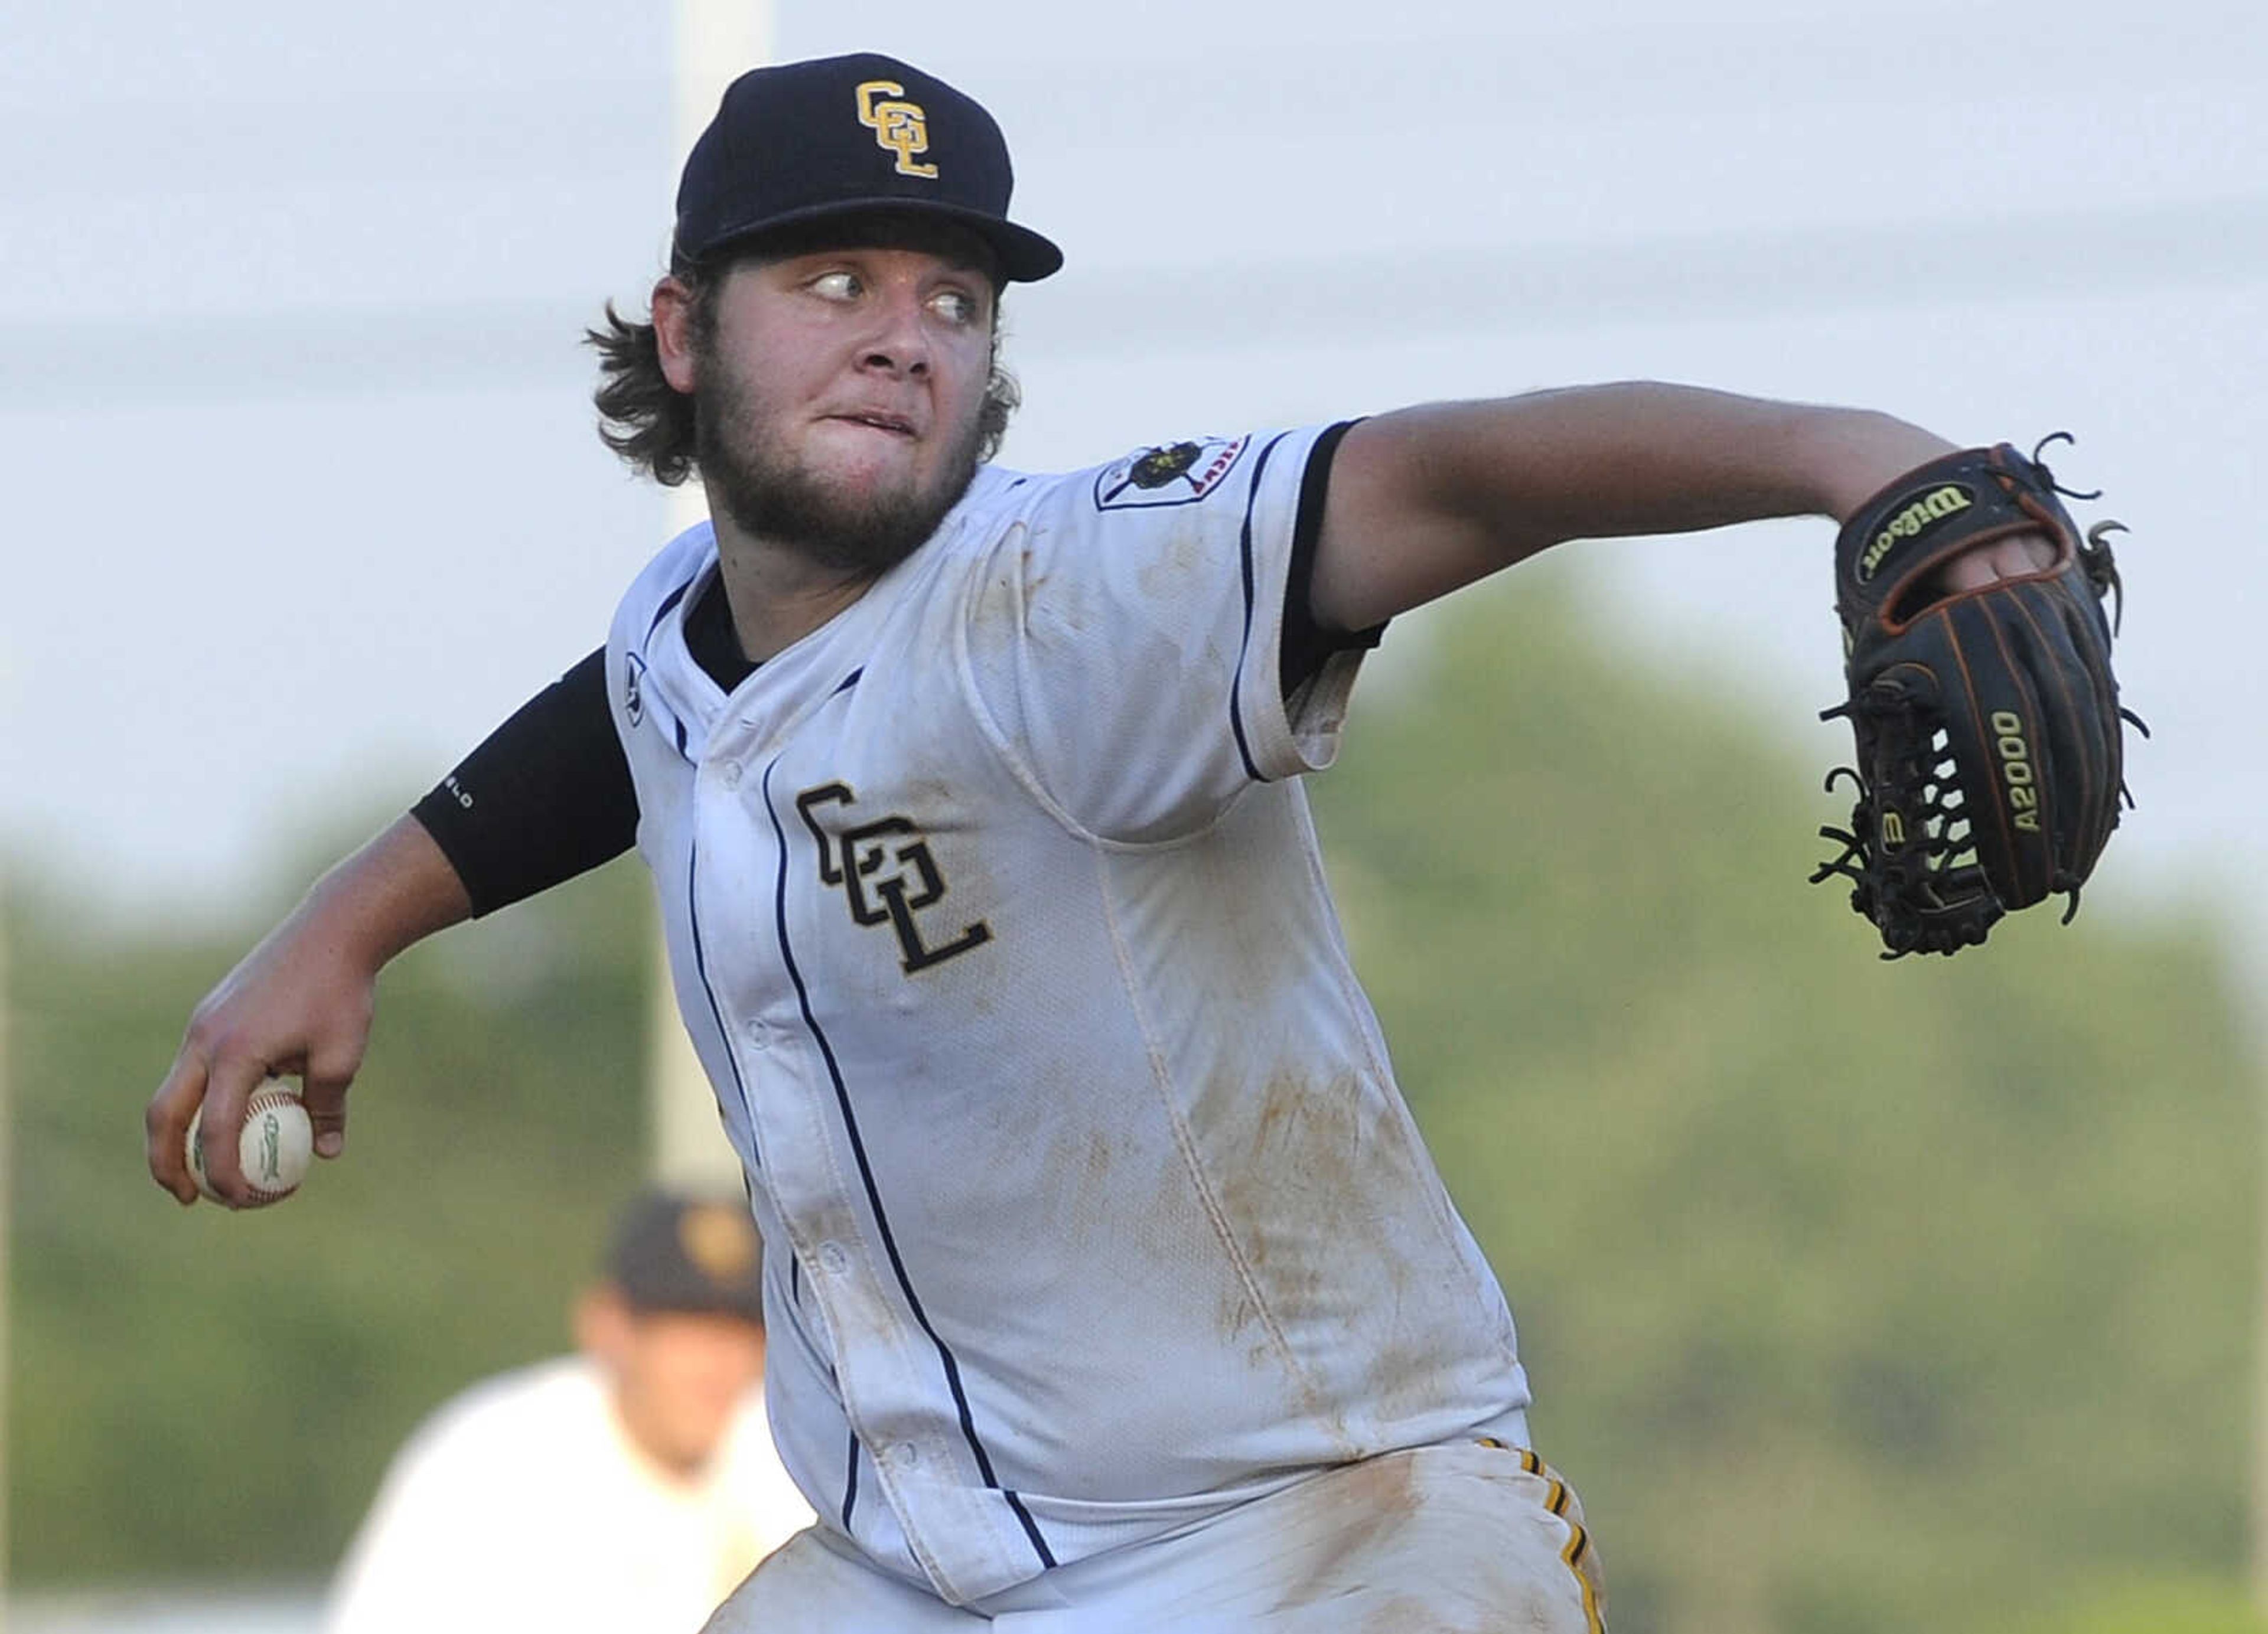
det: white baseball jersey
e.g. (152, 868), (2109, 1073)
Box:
(325, 1356), (813, 1633)
(605, 426), (1532, 1608)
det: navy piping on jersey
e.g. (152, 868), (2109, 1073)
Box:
(685, 838), (760, 1167)
(842, 1427), (861, 1530)
(758, 757), (1058, 1573)
(648, 578), (693, 641)
(1227, 431), (1294, 785)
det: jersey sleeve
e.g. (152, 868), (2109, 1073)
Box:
(957, 425), (1375, 844)
(408, 648), (640, 917)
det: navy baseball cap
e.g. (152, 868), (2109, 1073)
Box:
(606, 1192), (768, 1325)
(673, 53), (1064, 283)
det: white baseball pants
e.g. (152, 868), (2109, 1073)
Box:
(703, 1439), (1605, 1632)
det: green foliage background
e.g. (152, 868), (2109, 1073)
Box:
(6, 569), (2260, 1634)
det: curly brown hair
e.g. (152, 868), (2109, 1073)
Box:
(586, 237), (1021, 486)
(586, 289), (709, 487)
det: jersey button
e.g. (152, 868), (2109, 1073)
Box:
(745, 1019), (770, 1051)
(818, 1242), (850, 1276)
(719, 762), (743, 789)
(890, 1442), (921, 1471)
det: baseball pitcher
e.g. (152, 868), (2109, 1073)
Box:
(146, 51), (2132, 1633)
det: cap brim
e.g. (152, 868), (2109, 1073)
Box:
(688, 197), (1064, 283)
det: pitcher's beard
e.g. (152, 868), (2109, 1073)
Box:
(695, 377), (985, 579)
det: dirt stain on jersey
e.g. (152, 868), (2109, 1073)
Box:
(1210, 1072), (1348, 1341)
(1134, 515), (1211, 605)
(1210, 1069), (1430, 1343)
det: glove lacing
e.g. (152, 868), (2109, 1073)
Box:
(1811, 692), (1994, 958)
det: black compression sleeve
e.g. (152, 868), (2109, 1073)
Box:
(1280, 419), (1387, 698)
(409, 647), (639, 917)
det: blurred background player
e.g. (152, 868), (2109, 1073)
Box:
(325, 1191), (813, 1633)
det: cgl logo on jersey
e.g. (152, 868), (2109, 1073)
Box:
(1093, 434), (1250, 511)
(855, 80), (940, 178)
(795, 783), (992, 973)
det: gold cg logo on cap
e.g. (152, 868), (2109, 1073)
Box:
(856, 80), (939, 178)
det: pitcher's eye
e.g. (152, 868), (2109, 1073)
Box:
(930, 289), (979, 326)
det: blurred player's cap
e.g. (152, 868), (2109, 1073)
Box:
(607, 1192), (768, 1326)
(674, 52), (1063, 282)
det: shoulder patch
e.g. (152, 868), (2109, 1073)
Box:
(1093, 435), (1250, 511)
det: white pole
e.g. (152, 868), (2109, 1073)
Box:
(651, 0), (774, 1193)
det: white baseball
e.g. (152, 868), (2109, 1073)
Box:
(186, 1079), (315, 1207)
